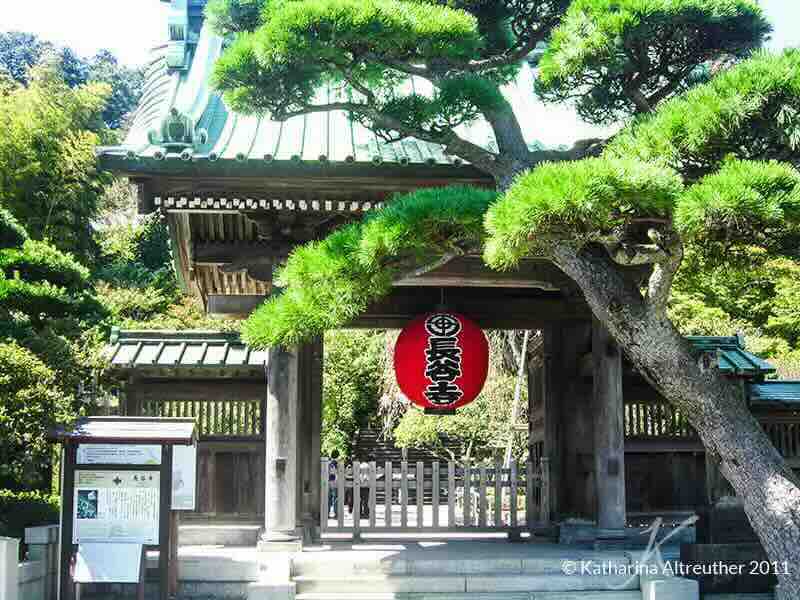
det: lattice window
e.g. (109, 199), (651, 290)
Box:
(142, 399), (262, 438)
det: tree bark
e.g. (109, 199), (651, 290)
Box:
(549, 242), (800, 596)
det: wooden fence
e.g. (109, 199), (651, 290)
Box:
(320, 458), (549, 537)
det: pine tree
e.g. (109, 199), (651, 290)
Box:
(208, 1), (800, 592)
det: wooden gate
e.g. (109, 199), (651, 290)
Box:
(320, 458), (549, 537)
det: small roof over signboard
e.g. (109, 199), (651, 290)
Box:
(688, 335), (776, 378)
(50, 416), (196, 445)
(106, 328), (267, 379)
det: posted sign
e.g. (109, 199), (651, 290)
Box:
(171, 443), (197, 511)
(73, 470), (160, 544)
(77, 444), (161, 465)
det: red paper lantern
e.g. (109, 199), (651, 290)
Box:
(394, 312), (489, 411)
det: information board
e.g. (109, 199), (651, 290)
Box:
(73, 470), (160, 544)
(171, 443), (197, 510)
(73, 543), (144, 584)
(77, 444), (161, 465)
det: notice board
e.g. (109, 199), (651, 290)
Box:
(73, 470), (160, 544)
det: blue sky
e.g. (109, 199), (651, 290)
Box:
(1, 0), (798, 67)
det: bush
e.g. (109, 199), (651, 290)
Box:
(0, 343), (73, 490)
(0, 489), (60, 559)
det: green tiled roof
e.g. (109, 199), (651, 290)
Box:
(107, 328), (265, 373)
(749, 381), (800, 408)
(97, 2), (611, 174)
(687, 335), (776, 378)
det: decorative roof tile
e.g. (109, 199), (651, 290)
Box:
(687, 335), (776, 378)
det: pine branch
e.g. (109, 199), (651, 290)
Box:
(277, 100), (501, 175)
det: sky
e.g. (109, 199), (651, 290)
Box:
(1, 0), (798, 146)
(1, 0), (797, 67)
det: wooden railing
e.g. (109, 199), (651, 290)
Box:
(759, 415), (800, 464)
(320, 457), (549, 537)
(625, 401), (694, 439)
(141, 399), (262, 439)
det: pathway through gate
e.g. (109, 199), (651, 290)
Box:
(320, 457), (549, 537)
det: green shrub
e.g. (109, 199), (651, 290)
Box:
(0, 343), (73, 490)
(0, 207), (27, 250)
(0, 489), (60, 558)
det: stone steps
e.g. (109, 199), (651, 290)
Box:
(178, 521), (261, 546)
(287, 543), (696, 600)
(295, 592), (642, 600)
(294, 573), (640, 595)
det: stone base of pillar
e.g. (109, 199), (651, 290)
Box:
(257, 540), (303, 553)
(258, 528), (302, 553)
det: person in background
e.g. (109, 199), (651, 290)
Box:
(358, 461), (371, 518)
(328, 452), (338, 518)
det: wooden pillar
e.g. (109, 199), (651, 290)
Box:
(298, 338), (324, 544)
(554, 321), (594, 520)
(261, 346), (301, 546)
(158, 445), (173, 600)
(308, 337), (323, 540)
(592, 317), (626, 537)
(58, 443), (77, 600)
(541, 324), (561, 521)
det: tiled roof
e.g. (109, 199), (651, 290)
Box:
(687, 335), (776, 378)
(97, 4), (610, 174)
(106, 328), (266, 375)
(749, 381), (800, 408)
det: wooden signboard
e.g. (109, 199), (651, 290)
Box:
(50, 417), (196, 600)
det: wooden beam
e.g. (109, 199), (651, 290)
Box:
(135, 380), (266, 403)
(205, 287), (592, 325)
(393, 257), (571, 291)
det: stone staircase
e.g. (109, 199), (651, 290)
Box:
(291, 546), (644, 600)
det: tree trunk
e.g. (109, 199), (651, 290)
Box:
(550, 242), (800, 597)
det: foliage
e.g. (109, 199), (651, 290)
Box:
(0, 60), (111, 264)
(242, 186), (495, 347)
(484, 157), (683, 268)
(0, 343), (73, 491)
(0, 32), (144, 128)
(0, 239), (90, 291)
(322, 330), (386, 458)
(536, 0), (770, 123)
(675, 159), (800, 243)
(0, 207), (27, 249)
(0, 489), (60, 558)
(209, 0), (520, 145)
(605, 49), (800, 175)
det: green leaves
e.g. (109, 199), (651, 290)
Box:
(0, 208), (27, 250)
(242, 186), (495, 347)
(537, 0), (770, 123)
(206, 0), (266, 35)
(484, 157), (683, 269)
(0, 342), (72, 491)
(605, 50), (800, 173)
(0, 240), (90, 291)
(676, 160), (800, 243)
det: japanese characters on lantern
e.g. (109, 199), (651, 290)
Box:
(394, 312), (489, 411)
